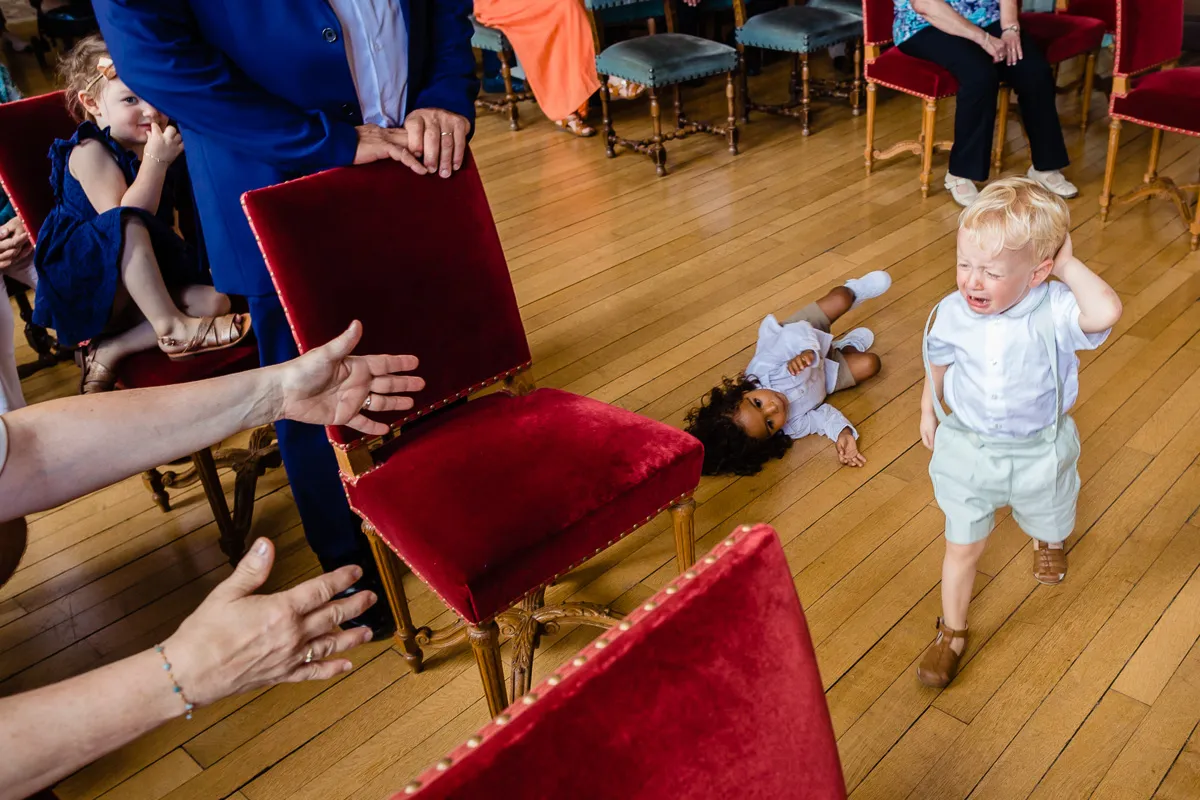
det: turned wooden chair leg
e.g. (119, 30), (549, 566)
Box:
(851, 39), (863, 116)
(1190, 191), (1200, 252)
(143, 468), (170, 512)
(1080, 51), (1096, 132)
(864, 82), (877, 175)
(738, 46), (751, 123)
(600, 76), (616, 158)
(469, 621), (509, 717)
(364, 523), (425, 673)
(800, 52), (812, 136)
(1100, 118), (1122, 222)
(789, 53), (800, 107)
(673, 84), (684, 129)
(993, 88), (1010, 173)
(670, 497), (697, 573)
(649, 86), (666, 177)
(509, 587), (546, 700)
(920, 99), (937, 199)
(726, 72), (738, 154)
(498, 49), (520, 131)
(192, 448), (241, 565)
(1144, 127), (1163, 184)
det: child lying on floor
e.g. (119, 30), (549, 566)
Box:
(685, 271), (891, 475)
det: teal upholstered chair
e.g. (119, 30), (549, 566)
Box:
(733, 0), (864, 135)
(470, 15), (536, 130)
(585, 0), (740, 176)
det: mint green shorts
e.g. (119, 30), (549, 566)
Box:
(929, 414), (1081, 545)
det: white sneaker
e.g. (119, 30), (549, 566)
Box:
(833, 327), (874, 353)
(1026, 167), (1079, 199)
(843, 271), (892, 309)
(945, 173), (979, 207)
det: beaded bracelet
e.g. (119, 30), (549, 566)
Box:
(144, 152), (168, 166)
(154, 643), (195, 720)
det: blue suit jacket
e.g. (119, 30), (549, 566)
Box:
(93, 0), (478, 296)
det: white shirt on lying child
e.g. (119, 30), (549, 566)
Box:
(925, 281), (1110, 438)
(746, 315), (858, 442)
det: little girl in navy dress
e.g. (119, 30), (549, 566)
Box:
(33, 36), (251, 393)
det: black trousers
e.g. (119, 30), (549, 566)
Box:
(899, 21), (1069, 182)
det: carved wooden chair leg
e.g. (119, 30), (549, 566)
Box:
(670, 497), (696, 572)
(1144, 127), (1163, 185)
(800, 52), (812, 136)
(469, 621), (509, 717)
(851, 39), (863, 116)
(506, 587), (546, 700)
(1100, 118), (1121, 222)
(364, 522), (426, 673)
(191, 447), (242, 563)
(738, 46), (751, 123)
(142, 468), (171, 512)
(600, 76), (616, 158)
(920, 99), (938, 199)
(1080, 51), (1096, 132)
(864, 82), (877, 175)
(992, 88), (1010, 172)
(649, 86), (666, 177)
(498, 48), (520, 131)
(726, 72), (738, 155)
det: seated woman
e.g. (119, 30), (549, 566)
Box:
(474, 0), (608, 136)
(896, 0), (1077, 206)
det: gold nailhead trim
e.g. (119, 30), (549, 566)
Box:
(595, 638), (609, 649)
(436, 758), (453, 771)
(665, 586), (678, 595)
(573, 656), (587, 667)
(495, 713), (512, 725)
(724, 538), (735, 547)
(684, 570), (697, 579)
(618, 621), (632, 631)
(704, 555), (717, 564)
(740, 525), (752, 532)
(466, 736), (482, 748)
(404, 781), (422, 794)
(547, 675), (562, 686)
(643, 601), (657, 612)
(522, 693), (539, 705)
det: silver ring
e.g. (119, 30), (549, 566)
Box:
(304, 647), (315, 664)
(440, 131), (451, 136)
(361, 394), (373, 412)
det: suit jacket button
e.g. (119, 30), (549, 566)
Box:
(322, 27), (338, 43)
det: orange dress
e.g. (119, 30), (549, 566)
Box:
(473, 0), (601, 121)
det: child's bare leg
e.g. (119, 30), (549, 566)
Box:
(91, 320), (158, 366)
(815, 286), (854, 325)
(840, 350), (882, 383)
(174, 285), (231, 318)
(942, 539), (988, 652)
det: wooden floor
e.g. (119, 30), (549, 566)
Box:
(4, 44), (1200, 799)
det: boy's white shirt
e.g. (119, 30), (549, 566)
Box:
(746, 315), (858, 442)
(926, 281), (1110, 438)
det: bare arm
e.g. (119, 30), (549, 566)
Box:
(920, 363), (948, 449)
(0, 322), (421, 520)
(70, 140), (169, 215)
(1052, 237), (1123, 334)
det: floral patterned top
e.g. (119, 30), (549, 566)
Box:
(893, 0), (1000, 44)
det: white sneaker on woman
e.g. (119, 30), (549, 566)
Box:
(1026, 167), (1079, 199)
(945, 173), (980, 207)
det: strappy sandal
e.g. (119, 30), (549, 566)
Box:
(75, 341), (118, 394)
(608, 76), (646, 100)
(916, 618), (968, 688)
(556, 113), (597, 138)
(1033, 541), (1068, 585)
(159, 313), (252, 361)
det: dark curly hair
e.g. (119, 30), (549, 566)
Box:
(684, 374), (793, 476)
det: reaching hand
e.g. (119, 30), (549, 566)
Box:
(1000, 29), (1023, 66)
(275, 321), (425, 435)
(0, 217), (31, 271)
(787, 349), (819, 376)
(979, 34), (1005, 63)
(163, 538), (377, 707)
(920, 411), (938, 451)
(144, 122), (185, 165)
(401, 108), (469, 178)
(837, 428), (866, 467)
(353, 124), (428, 174)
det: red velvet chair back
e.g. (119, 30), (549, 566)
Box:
(397, 524), (847, 800)
(1114, 0), (1182, 77)
(862, 0), (894, 46)
(242, 155), (532, 449)
(0, 91), (74, 245)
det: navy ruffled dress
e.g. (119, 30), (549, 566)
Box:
(32, 122), (205, 347)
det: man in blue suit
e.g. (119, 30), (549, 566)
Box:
(93, 0), (479, 636)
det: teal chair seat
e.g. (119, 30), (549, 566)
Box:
(805, 0), (864, 18)
(735, 6), (862, 53)
(595, 33), (738, 87)
(469, 15), (511, 52)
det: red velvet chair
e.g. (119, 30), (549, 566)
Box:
(0, 91), (280, 563)
(861, 0), (959, 198)
(393, 524), (846, 800)
(1100, 0), (1200, 250)
(241, 157), (703, 716)
(1064, 0), (1115, 32)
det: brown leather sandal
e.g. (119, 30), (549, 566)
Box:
(75, 342), (118, 394)
(1033, 541), (1068, 585)
(555, 113), (597, 138)
(160, 313), (252, 360)
(916, 618), (968, 688)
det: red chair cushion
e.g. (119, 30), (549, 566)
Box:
(865, 47), (959, 99)
(1019, 12), (1106, 64)
(0, 91), (75, 244)
(1110, 67), (1200, 136)
(1114, 0), (1183, 77)
(346, 388), (703, 624)
(1065, 0), (1115, 32)
(398, 524), (846, 800)
(115, 342), (260, 390)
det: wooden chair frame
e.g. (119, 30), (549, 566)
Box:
(732, 0), (864, 136)
(472, 37), (536, 131)
(585, 0), (739, 176)
(2, 276), (74, 379)
(341, 369), (698, 717)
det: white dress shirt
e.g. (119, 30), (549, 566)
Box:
(926, 282), (1110, 438)
(328, 0), (409, 127)
(746, 315), (858, 442)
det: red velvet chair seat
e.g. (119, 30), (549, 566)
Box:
(1066, 0), (1116, 31)
(346, 388), (703, 624)
(398, 524), (846, 800)
(864, 47), (959, 99)
(1111, 67), (1200, 135)
(1019, 12), (1106, 63)
(114, 342), (260, 389)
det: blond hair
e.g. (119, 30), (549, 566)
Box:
(58, 35), (113, 122)
(959, 177), (1069, 263)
